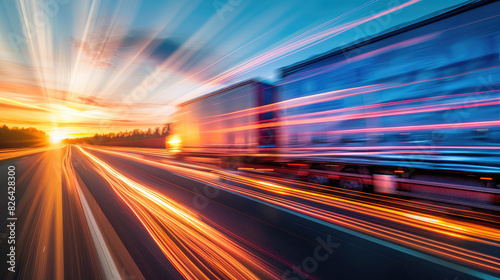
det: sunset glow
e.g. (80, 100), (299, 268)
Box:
(50, 132), (68, 144)
(3, 1), (500, 280)
(0, 0), (465, 138)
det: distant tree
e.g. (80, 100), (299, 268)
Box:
(63, 123), (172, 149)
(161, 123), (170, 136)
(0, 124), (50, 148)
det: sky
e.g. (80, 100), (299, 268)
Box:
(0, 0), (471, 138)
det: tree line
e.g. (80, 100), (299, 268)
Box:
(64, 123), (170, 148)
(0, 125), (50, 148)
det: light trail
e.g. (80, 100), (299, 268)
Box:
(221, 1), (424, 82)
(240, 171), (500, 226)
(193, 62), (500, 128)
(277, 14), (500, 87)
(76, 145), (282, 280)
(0, 145), (63, 161)
(193, 61), (500, 138)
(82, 145), (500, 278)
(10, 147), (65, 279)
(194, 173), (500, 276)
(172, 0), (415, 104)
(201, 95), (500, 134)
(62, 147), (124, 280)
(278, 88), (500, 122)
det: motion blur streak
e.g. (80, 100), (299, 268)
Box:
(205, 96), (500, 133)
(208, 0), (380, 81)
(62, 147), (123, 280)
(76, 146), (281, 280)
(0, 145), (63, 161)
(243, 172), (500, 225)
(84, 146), (500, 277)
(214, 173), (500, 274)
(197, 62), (500, 130)
(178, 0), (419, 102)
(12, 149), (65, 279)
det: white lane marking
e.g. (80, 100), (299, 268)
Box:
(76, 185), (122, 280)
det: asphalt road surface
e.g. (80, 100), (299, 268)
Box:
(1, 145), (499, 280)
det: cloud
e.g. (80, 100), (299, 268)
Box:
(70, 32), (186, 69)
(77, 96), (104, 106)
(71, 37), (116, 69)
(119, 33), (183, 63)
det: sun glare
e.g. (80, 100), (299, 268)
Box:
(50, 132), (68, 144)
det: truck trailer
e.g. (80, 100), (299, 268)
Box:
(169, 0), (500, 206)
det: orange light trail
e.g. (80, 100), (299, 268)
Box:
(0, 145), (64, 161)
(76, 145), (281, 280)
(83, 145), (500, 277)
(212, 173), (500, 274)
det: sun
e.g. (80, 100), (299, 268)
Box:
(50, 132), (68, 144)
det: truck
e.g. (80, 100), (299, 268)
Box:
(169, 0), (500, 207)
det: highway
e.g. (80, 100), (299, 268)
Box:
(1, 145), (500, 280)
